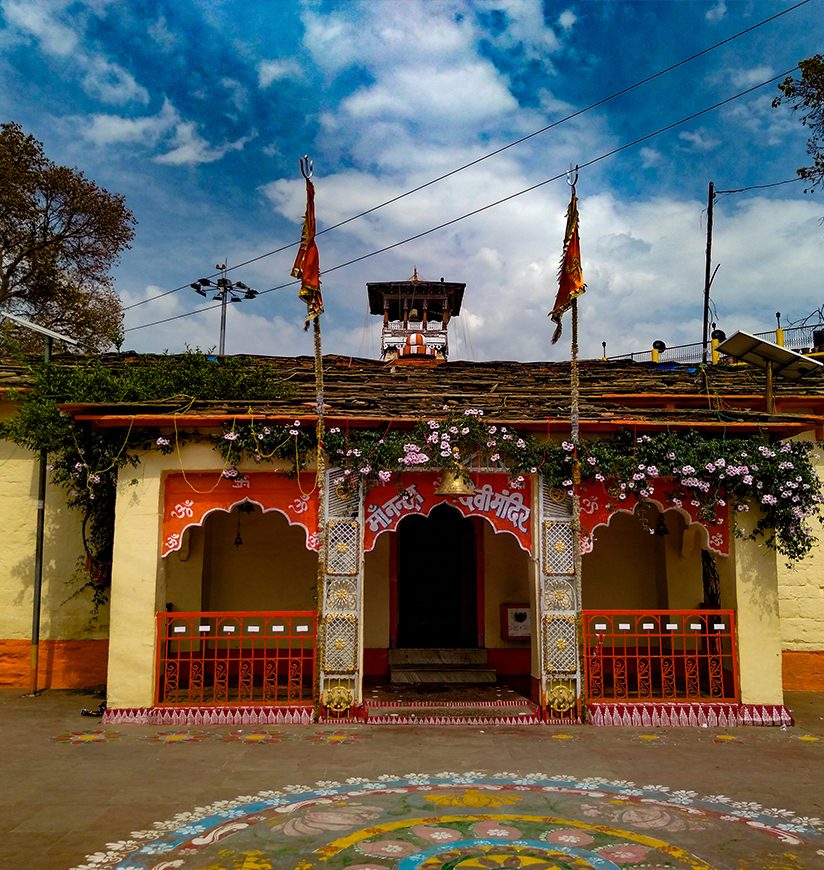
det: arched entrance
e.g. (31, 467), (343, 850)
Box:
(396, 504), (478, 648)
(581, 503), (739, 707)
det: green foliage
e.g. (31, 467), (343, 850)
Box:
(0, 352), (295, 609)
(214, 417), (315, 473)
(323, 408), (550, 492)
(22, 352), (291, 405)
(578, 430), (823, 562)
(773, 55), (824, 192)
(318, 422), (823, 563)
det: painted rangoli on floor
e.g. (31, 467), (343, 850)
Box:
(70, 773), (824, 870)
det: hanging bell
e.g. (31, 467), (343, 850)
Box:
(435, 466), (475, 498)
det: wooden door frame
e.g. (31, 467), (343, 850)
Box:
(388, 513), (485, 649)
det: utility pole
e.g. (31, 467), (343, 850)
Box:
(702, 180), (715, 365)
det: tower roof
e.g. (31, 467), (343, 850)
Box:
(366, 274), (465, 316)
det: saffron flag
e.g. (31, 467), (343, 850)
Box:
(291, 178), (323, 329)
(549, 190), (586, 344)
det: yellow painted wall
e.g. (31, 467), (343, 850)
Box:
(663, 512), (698, 608)
(777, 434), (824, 652)
(582, 511), (663, 609)
(581, 507), (735, 614)
(1, 402), (108, 643)
(732, 506), (784, 705)
(163, 525), (205, 613)
(363, 533), (390, 648)
(106, 442), (303, 708)
(201, 509), (316, 612)
(482, 524), (531, 649)
(106, 446), (166, 708)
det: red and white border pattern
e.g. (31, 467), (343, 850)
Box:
(102, 706), (313, 726)
(588, 702), (794, 727)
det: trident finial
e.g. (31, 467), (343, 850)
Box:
(299, 155), (313, 179)
(566, 164), (579, 190)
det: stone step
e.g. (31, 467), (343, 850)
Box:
(388, 648), (488, 667)
(390, 667), (498, 684)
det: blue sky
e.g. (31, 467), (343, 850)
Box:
(0, 0), (821, 361)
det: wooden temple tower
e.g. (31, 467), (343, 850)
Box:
(367, 268), (465, 361)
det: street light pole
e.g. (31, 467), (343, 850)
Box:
(190, 263), (258, 355)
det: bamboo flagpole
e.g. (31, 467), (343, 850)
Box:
(549, 167), (586, 718)
(291, 156), (327, 719)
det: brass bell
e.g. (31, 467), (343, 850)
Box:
(435, 466), (475, 498)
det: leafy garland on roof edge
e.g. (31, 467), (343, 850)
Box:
(1, 359), (822, 611)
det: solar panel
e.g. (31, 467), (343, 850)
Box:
(717, 331), (823, 382)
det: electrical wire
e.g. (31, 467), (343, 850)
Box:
(121, 0), (812, 314)
(125, 67), (797, 335)
(715, 177), (803, 197)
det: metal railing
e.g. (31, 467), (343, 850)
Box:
(582, 610), (738, 703)
(156, 611), (317, 706)
(607, 323), (823, 364)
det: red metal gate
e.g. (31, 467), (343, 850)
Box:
(156, 611), (316, 706)
(583, 610), (739, 703)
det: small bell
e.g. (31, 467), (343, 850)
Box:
(435, 466), (474, 498)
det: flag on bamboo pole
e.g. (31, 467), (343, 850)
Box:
(291, 177), (323, 329)
(549, 189), (586, 344)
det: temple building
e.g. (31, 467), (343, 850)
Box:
(1, 274), (823, 726)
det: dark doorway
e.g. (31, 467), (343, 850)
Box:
(397, 504), (478, 648)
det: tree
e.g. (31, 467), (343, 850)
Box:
(773, 55), (824, 192)
(0, 122), (136, 353)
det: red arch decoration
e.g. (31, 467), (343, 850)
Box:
(162, 472), (320, 557)
(578, 478), (728, 556)
(364, 472), (532, 552)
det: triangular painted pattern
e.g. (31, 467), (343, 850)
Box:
(587, 702), (793, 728)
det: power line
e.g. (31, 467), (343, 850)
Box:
(126, 68), (796, 335)
(715, 177), (804, 197)
(121, 0), (812, 314)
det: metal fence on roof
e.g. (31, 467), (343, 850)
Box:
(607, 324), (823, 364)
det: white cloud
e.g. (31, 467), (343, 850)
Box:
(730, 65), (774, 89)
(147, 15), (178, 51)
(558, 9), (576, 31)
(1, 0), (148, 105)
(221, 77), (249, 114)
(705, 2), (727, 23)
(155, 123), (256, 167)
(77, 98), (257, 166)
(678, 129), (719, 152)
(479, 0), (561, 60)
(80, 99), (179, 146)
(258, 58), (302, 88)
(726, 95), (797, 147)
(302, 1), (472, 76)
(639, 147), (663, 168)
(342, 63), (518, 125)
(82, 55), (149, 105)
(1, 0), (77, 57)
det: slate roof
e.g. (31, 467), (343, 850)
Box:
(3, 353), (822, 434)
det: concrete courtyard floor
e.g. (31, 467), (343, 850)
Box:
(1, 688), (823, 870)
